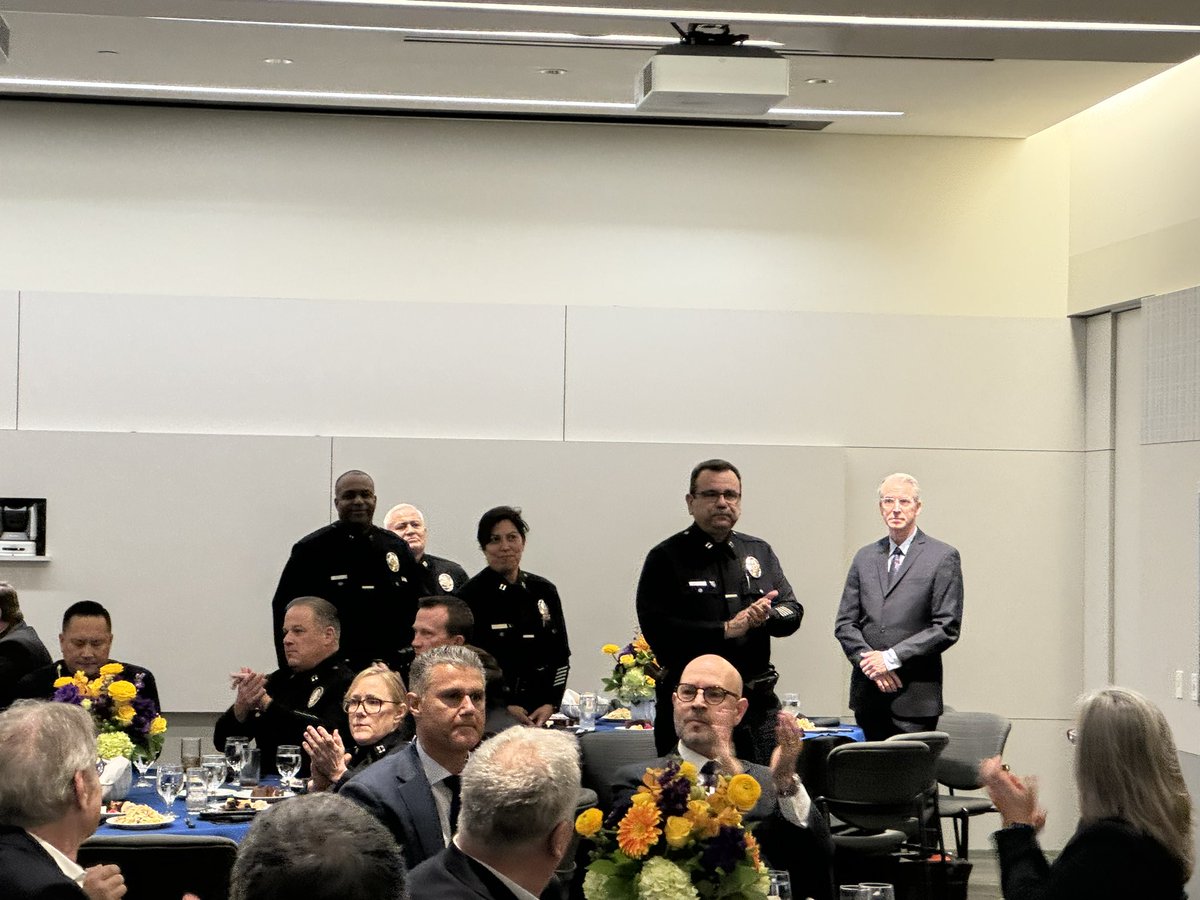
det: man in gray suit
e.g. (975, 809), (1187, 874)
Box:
(835, 473), (964, 740)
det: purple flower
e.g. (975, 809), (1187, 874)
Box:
(53, 684), (83, 704)
(699, 825), (746, 874)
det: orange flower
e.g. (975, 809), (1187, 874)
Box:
(685, 800), (719, 839)
(717, 805), (743, 827)
(617, 803), (662, 858)
(744, 831), (763, 869)
(632, 634), (651, 653)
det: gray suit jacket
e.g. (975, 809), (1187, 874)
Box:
(834, 529), (963, 718)
(339, 740), (446, 872)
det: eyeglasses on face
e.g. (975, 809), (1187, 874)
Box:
(675, 683), (738, 705)
(880, 496), (916, 508)
(693, 490), (742, 503)
(342, 696), (400, 714)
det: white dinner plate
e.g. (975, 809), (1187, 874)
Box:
(107, 814), (176, 830)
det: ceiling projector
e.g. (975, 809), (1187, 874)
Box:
(635, 42), (790, 116)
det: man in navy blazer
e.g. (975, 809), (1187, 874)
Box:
(409, 727), (580, 899)
(835, 473), (964, 740)
(0, 701), (125, 900)
(341, 645), (486, 872)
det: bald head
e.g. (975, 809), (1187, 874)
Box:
(384, 503), (427, 559)
(334, 471), (376, 529)
(673, 655), (748, 759)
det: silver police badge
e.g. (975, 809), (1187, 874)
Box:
(744, 556), (762, 579)
(307, 687), (324, 708)
(386, 551), (400, 573)
(438, 572), (455, 592)
(538, 598), (551, 624)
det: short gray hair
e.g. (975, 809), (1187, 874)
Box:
(458, 728), (580, 849)
(409, 644), (484, 698)
(877, 472), (921, 501)
(285, 596), (341, 640)
(231, 792), (407, 900)
(0, 701), (97, 828)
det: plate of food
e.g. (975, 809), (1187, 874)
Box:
(199, 797), (270, 822)
(100, 801), (130, 820)
(231, 786), (293, 803)
(106, 803), (175, 830)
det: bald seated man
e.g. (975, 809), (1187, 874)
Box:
(612, 654), (834, 900)
(384, 504), (469, 596)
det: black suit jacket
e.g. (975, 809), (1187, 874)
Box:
(340, 740), (447, 872)
(13, 659), (160, 711)
(0, 826), (88, 898)
(612, 754), (834, 900)
(0, 621), (52, 708)
(409, 843), (521, 899)
(834, 529), (963, 719)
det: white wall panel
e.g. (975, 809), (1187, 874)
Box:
(566, 307), (1084, 451)
(843, 448), (1084, 720)
(0, 291), (16, 429)
(17, 292), (565, 439)
(0, 430), (332, 710)
(335, 437), (850, 715)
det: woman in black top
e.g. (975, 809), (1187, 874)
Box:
(304, 666), (408, 792)
(458, 506), (570, 728)
(982, 686), (1192, 900)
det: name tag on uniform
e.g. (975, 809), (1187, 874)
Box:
(725, 593), (738, 599)
(522, 634), (535, 639)
(688, 581), (708, 587)
(492, 623), (510, 630)
(330, 575), (347, 581)
(361, 585), (374, 590)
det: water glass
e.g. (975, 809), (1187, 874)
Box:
(276, 744), (302, 786)
(202, 753), (227, 794)
(131, 745), (158, 787)
(767, 870), (792, 898)
(180, 737), (202, 771)
(840, 887), (868, 900)
(240, 747), (261, 787)
(224, 736), (249, 787)
(782, 692), (802, 716)
(184, 767), (208, 813)
(859, 884), (895, 900)
(155, 763), (183, 813)
(579, 692), (597, 729)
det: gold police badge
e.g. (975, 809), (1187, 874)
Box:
(386, 551), (400, 573)
(307, 687), (324, 708)
(538, 598), (551, 624)
(744, 556), (762, 579)
(438, 572), (455, 592)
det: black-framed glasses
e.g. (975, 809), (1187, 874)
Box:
(675, 683), (738, 705)
(343, 696), (401, 715)
(693, 490), (741, 502)
(1066, 727), (1077, 744)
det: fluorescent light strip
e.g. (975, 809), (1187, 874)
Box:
(297, 1), (1200, 33)
(149, 18), (781, 47)
(0, 75), (903, 117)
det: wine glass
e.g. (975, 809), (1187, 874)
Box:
(767, 870), (792, 899)
(202, 753), (227, 796)
(276, 745), (301, 789)
(859, 885), (895, 900)
(131, 745), (159, 788)
(225, 737), (249, 788)
(155, 764), (183, 814)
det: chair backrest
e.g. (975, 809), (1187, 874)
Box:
(935, 711), (1012, 790)
(797, 733), (856, 802)
(885, 730), (950, 767)
(824, 740), (934, 833)
(578, 729), (658, 812)
(79, 834), (238, 900)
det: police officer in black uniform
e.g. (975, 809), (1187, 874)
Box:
(637, 459), (803, 765)
(382, 503), (470, 596)
(217, 597), (353, 778)
(271, 471), (428, 672)
(458, 506), (570, 728)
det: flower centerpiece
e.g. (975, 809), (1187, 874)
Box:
(601, 633), (662, 710)
(575, 759), (769, 900)
(52, 663), (168, 762)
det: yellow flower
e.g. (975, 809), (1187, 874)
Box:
(727, 773), (762, 811)
(601, 643), (620, 655)
(645, 677), (656, 688)
(107, 680), (137, 703)
(99, 663), (125, 677)
(632, 635), (651, 653)
(575, 808), (603, 837)
(619, 654), (635, 668)
(631, 790), (656, 807)
(617, 803), (661, 858)
(678, 760), (699, 783)
(80, 699), (93, 711)
(685, 800), (719, 838)
(664, 815), (693, 848)
(717, 806), (743, 827)
(114, 703), (136, 724)
(149, 715), (167, 735)
(53, 676), (74, 688)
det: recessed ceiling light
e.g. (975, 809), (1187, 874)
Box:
(263, 58), (294, 65)
(804, 78), (832, 85)
(538, 67), (568, 75)
(97, 50), (119, 55)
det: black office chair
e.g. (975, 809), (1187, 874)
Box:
(577, 729), (657, 813)
(79, 834), (238, 900)
(934, 711), (1011, 859)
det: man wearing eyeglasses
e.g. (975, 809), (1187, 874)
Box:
(637, 459), (803, 764)
(612, 654), (834, 900)
(835, 473), (963, 740)
(215, 597), (353, 778)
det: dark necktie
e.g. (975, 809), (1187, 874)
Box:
(700, 760), (720, 789)
(888, 546), (903, 584)
(444, 774), (462, 835)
